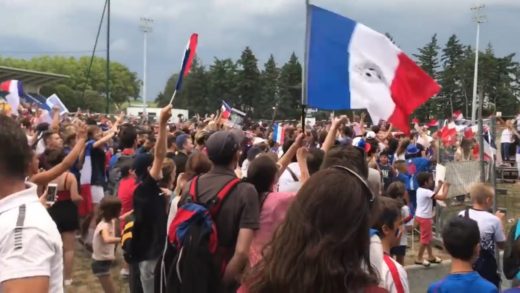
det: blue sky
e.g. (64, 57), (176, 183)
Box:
(0, 0), (518, 102)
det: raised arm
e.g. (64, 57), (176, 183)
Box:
(277, 133), (304, 177)
(92, 112), (124, 149)
(30, 123), (87, 186)
(433, 182), (450, 201)
(150, 105), (172, 180)
(49, 107), (61, 132)
(321, 116), (348, 153)
(297, 147), (310, 184)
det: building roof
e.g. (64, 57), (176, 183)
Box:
(0, 66), (69, 86)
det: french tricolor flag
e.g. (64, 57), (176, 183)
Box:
(221, 100), (232, 120)
(273, 123), (285, 145)
(175, 33), (198, 91)
(0, 80), (23, 116)
(306, 5), (440, 133)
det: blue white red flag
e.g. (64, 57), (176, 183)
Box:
(306, 5), (440, 133)
(273, 123), (285, 145)
(221, 101), (232, 120)
(175, 33), (199, 91)
(0, 80), (23, 116)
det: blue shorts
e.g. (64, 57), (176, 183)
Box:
(390, 245), (406, 257)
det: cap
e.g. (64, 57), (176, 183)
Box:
(132, 153), (153, 180)
(176, 134), (189, 149)
(406, 144), (420, 155)
(352, 137), (371, 153)
(366, 131), (376, 139)
(206, 130), (244, 166)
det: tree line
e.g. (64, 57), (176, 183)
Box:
(0, 33), (518, 122)
(0, 56), (140, 113)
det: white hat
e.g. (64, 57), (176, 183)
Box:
(366, 131), (376, 139)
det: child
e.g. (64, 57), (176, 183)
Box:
(379, 150), (396, 191)
(428, 216), (498, 292)
(415, 172), (449, 267)
(91, 197), (122, 293)
(457, 183), (506, 288)
(373, 196), (410, 293)
(386, 181), (413, 266)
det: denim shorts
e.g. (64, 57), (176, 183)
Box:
(91, 260), (113, 276)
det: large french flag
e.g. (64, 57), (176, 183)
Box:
(0, 80), (23, 116)
(175, 33), (199, 91)
(306, 5), (440, 133)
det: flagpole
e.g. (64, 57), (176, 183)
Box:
(169, 90), (177, 105)
(301, 0), (310, 131)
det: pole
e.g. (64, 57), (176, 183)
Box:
(301, 0), (310, 128)
(143, 30), (147, 115)
(105, 0), (111, 114)
(81, 0), (107, 100)
(470, 4), (486, 123)
(471, 23), (480, 123)
(478, 89), (485, 182)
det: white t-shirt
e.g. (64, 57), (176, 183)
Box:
(0, 183), (63, 293)
(416, 187), (434, 219)
(400, 205), (412, 246)
(278, 163), (302, 193)
(381, 255), (410, 293)
(457, 209), (506, 252)
(501, 129), (513, 144)
(370, 234), (384, 288)
(92, 220), (116, 261)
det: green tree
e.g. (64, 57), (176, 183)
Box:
(413, 34), (441, 120)
(259, 55), (279, 119)
(278, 53), (302, 119)
(439, 34), (465, 118)
(235, 47), (261, 115)
(0, 56), (140, 113)
(208, 58), (237, 110)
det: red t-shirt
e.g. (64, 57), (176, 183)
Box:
(118, 176), (138, 231)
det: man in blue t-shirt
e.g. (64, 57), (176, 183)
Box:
(428, 216), (497, 293)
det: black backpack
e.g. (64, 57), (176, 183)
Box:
(156, 176), (241, 293)
(107, 152), (135, 195)
(503, 220), (520, 279)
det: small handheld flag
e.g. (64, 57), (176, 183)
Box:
(221, 101), (232, 120)
(306, 5), (440, 133)
(169, 33), (199, 105)
(273, 123), (285, 145)
(0, 80), (23, 116)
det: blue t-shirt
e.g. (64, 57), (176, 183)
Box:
(427, 272), (497, 293)
(406, 157), (430, 190)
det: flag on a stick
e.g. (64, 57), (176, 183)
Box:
(0, 80), (23, 116)
(305, 5), (440, 133)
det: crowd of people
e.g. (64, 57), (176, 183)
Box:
(0, 101), (519, 293)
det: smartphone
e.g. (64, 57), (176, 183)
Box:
(46, 183), (58, 205)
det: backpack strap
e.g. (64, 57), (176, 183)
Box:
(188, 176), (200, 202)
(209, 178), (241, 217)
(464, 207), (470, 219)
(383, 255), (405, 293)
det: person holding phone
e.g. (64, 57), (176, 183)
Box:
(45, 149), (84, 287)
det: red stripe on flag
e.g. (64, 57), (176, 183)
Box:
(183, 33), (198, 77)
(387, 53), (441, 133)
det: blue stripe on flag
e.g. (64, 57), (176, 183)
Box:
(176, 49), (191, 91)
(307, 5), (356, 110)
(273, 123), (279, 142)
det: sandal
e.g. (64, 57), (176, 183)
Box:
(414, 259), (430, 267)
(428, 257), (442, 264)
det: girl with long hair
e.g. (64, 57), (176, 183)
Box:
(242, 167), (385, 293)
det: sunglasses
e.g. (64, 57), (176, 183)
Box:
(331, 165), (375, 204)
